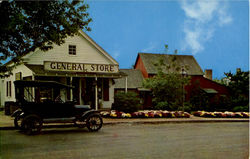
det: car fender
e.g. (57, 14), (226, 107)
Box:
(81, 110), (100, 119)
(11, 109), (23, 117)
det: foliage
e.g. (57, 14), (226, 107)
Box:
(224, 69), (249, 97)
(191, 69), (249, 112)
(213, 78), (228, 85)
(182, 102), (193, 113)
(154, 101), (169, 110)
(0, 0), (92, 77)
(112, 92), (141, 113)
(143, 47), (190, 110)
(224, 69), (249, 109)
(232, 106), (249, 112)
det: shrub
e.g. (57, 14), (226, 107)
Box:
(112, 92), (141, 113)
(154, 101), (168, 110)
(232, 105), (249, 112)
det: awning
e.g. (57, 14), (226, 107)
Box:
(25, 64), (126, 78)
(202, 88), (218, 94)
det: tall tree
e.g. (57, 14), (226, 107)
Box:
(224, 69), (249, 108)
(0, 0), (92, 77)
(143, 46), (190, 110)
(224, 69), (249, 97)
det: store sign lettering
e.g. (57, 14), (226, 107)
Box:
(44, 61), (118, 73)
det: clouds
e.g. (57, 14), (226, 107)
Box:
(113, 50), (120, 59)
(180, 0), (232, 54)
(142, 42), (158, 52)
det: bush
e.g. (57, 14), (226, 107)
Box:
(154, 101), (168, 110)
(112, 92), (141, 113)
(232, 105), (249, 112)
(153, 101), (179, 111)
(181, 102), (193, 113)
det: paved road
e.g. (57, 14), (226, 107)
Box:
(0, 122), (249, 159)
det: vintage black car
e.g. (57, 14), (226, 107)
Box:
(12, 80), (103, 135)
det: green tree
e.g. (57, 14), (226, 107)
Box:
(225, 70), (249, 97)
(224, 69), (249, 109)
(0, 0), (92, 77)
(143, 46), (190, 110)
(213, 78), (228, 85)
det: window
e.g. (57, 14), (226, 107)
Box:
(69, 45), (76, 55)
(15, 72), (22, 80)
(6, 81), (11, 97)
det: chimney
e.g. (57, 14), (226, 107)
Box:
(204, 69), (212, 80)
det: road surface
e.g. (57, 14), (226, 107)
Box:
(0, 122), (249, 159)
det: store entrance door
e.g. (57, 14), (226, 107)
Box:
(72, 77), (80, 104)
(81, 78), (96, 109)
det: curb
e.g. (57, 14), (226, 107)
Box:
(0, 119), (249, 130)
(103, 119), (250, 125)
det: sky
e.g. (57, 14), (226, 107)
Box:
(86, 0), (249, 79)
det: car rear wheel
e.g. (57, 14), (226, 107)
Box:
(86, 114), (103, 132)
(21, 114), (42, 135)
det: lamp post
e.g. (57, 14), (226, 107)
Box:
(181, 67), (187, 112)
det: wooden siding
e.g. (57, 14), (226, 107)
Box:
(0, 64), (33, 106)
(23, 35), (116, 66)
(134, 55), (149, 78)
(185, 76), (229, 100)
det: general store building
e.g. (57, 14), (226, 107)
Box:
(0, 30), (123, 110)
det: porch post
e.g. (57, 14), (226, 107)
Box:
(95, 77), (98, 110)
(79, 78), (82, 105)
(70, 77), (73, 101)
(32, 75), (35, 102)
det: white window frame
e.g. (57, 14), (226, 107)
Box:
(69, 45), (76, 55)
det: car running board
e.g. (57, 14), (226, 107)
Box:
(43, 117), (76, 123)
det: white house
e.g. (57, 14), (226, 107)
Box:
(0, 30), (123, 110)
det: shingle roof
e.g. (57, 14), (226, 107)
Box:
(137, 53), (204, 75)
(114, 69), (144, 89)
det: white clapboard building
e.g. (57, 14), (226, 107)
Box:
(0, 30), (124, 110)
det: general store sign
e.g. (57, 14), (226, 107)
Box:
(44, 61), (119, 73)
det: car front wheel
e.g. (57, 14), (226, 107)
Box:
(86, 114), (103, 132)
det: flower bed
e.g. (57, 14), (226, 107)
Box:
(192, 111), (249, 118)
(100, 110), (191, 118)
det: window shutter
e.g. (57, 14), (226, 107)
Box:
(103, 79), (109, 101)
(9, 81), (11, 97)
(6, 81), (8, 97)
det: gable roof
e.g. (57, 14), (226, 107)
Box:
(114, 69), (144, 89)
(135, 53), (204, 75)
(6, 30), (118, 66)
(78, 30), (118, 65)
